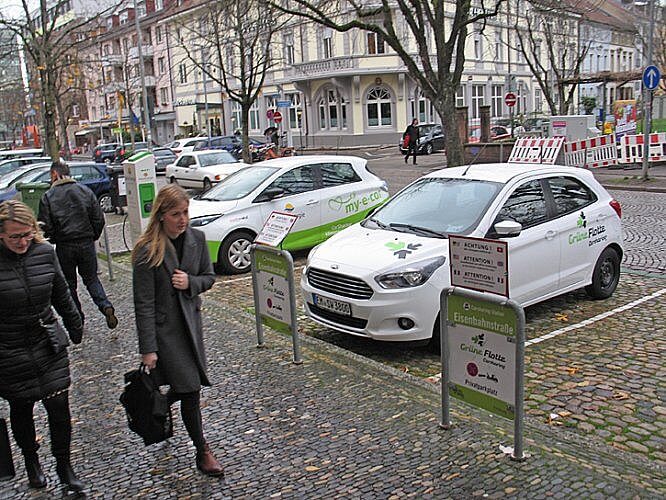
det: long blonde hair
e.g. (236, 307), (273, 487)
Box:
(0, 200), (46, 244)
(131, 184), (189, 268)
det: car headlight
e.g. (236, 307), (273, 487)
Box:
(374, 256), (446, 289)
(190, 214), (223, 227)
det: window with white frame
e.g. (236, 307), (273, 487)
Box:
(318, 88), (347, 130)
(155, 26), (162, 43)
(516, 81), (527, 115)
(136, 1), (146, 17)
(409, 91), (432, 123)
(158, 57), (165, 75)
(491, 84), (503, 118)
(474, 27), (482, 61)
(284, 33), (295, 65)
(495, 30), (503, 63)
(155, 0), (163, 10)
(367, 32), (385, 55)
(226, 47), (234, 73)
(178, 63), (187, 84)
(72, 104), (79, 117)
(231, 101), (241, 131)
(471, 84), (485, 119)
(366, 86), (392, 127)
(288, 93), (302, 129)
(322, 28), (333, 59)
(160, 87), (168, 105)
(456, 85), (465, 108)
(534, 88), (542, 114)
(249, 100), (260, 131)
(120, 12), (128, 24)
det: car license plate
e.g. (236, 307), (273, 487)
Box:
(313, 294), (351, 316)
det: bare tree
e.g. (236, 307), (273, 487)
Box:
(174, 0), (285, 162)
(0, 0), (115, 159)
(271, 0), (505, 167)
(513, 0), (590, 115)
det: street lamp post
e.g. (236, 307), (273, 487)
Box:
(641, 0), (656, 181)
(133, 0), (152, 150)
(201, 49), (210, 142)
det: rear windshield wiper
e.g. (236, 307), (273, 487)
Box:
(388, 223), (445, 238)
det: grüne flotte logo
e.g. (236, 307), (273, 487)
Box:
(577, 211), (587, 228)
(385, 240), (422, 259)
(569, 210), (607, 247)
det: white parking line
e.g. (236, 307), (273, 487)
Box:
(525, 287), (666, 347)
(217, 265), (305, 284)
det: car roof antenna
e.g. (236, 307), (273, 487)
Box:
(461, 163), (473, 176)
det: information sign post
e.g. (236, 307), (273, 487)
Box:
(250, 210), (302, 364)
(441, 234), (526, 461)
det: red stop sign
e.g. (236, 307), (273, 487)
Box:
(504, 92), (517, 107)
(273, 111), (282, 123)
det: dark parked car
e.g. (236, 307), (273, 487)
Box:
(193, 135), (240, 153)
(399, 123), (446, 155)
(92, 143), (120, 163)
(152, 147), (177, 173)
(22, 162), (113, 211)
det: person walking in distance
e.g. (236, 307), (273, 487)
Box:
(0, 201), (85, 492)
(38, 159), (117, 329)
(131, 184), (223, 477)
(404, 118), (419, 165)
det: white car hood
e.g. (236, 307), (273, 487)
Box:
(310, 223), (450, 274)
(189, 198), (239, 218)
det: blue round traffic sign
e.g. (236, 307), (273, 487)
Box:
(643, 65), (661, 91)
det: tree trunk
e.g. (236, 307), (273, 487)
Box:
(55, 97), (71, 160)
(40, 68), (60, 159)
(434, 90), (464, 167)
(240, 103), (252, 163)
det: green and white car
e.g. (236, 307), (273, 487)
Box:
(189, 155), (389, 274)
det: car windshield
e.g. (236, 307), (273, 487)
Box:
(364, 177), (502, 237)
(199, 166), (278, 201)
(199, 151), (237, 167)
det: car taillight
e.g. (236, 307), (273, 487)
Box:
(120, 149), (125, 156)
(95, 150), (100, 156)
(609, 199), (622, 218)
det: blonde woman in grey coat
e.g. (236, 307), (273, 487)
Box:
(131, 184), (223, 476)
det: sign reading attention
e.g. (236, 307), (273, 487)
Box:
(447, 294), (518, 419)
(449, 235), (509, 297)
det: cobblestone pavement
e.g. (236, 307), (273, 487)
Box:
(0, 266), (663, 498)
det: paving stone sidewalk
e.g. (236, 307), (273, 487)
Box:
(1, 264), (663, 498)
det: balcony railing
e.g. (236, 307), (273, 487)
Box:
(291, 56), (358, 77)
(102, 54), (123, 67)
(128, 45), (154, 59)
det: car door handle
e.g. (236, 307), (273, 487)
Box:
(545, 230), (557, 240)
(306, 199), (319, 205)
(595, 214), (608, 222)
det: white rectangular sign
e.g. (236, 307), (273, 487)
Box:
(254, 211), (299, 247)
(449, 235), (508, 297)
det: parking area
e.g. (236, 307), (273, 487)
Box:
(104, 151), (666, 467)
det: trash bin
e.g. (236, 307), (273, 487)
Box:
(107, 165), (127, 214)
(17, 182), (51, 216)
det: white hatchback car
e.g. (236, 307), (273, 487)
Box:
(166, 150), (248, 191)
(189, 155), (389, 274)
(301, 163), (623, 348)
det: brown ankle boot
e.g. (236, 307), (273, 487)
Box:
(196, 443), (223, 477)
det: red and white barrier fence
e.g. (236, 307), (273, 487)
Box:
(619, 133), (666, 164)
(508, 137), (565, 164)
(563, 134), (617, 169)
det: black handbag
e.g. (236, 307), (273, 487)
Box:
(0, 418), (15, 481)
(119, 365), (173, 446)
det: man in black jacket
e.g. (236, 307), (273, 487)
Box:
(38, 160), (118, 329)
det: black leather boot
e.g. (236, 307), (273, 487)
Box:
(24, 453), (47, 488)
(55, 458), (85, 492)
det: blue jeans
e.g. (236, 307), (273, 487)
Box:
(56, 240), (112, 321)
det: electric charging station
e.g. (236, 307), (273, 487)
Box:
(123, 151), (157, 245)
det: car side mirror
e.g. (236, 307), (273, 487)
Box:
(254, 186), (285, 202)
(492, 220), (522, 238)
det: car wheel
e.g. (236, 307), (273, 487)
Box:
(217, 230), (254, 274)
(169, 176), (176, 184)
(203, 178), (213, 192)
(99, 193), (113, 213)
(425, 142), (433, 155)
(585, 247), (620, 299)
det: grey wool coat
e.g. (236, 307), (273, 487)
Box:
(132, 228), (215, 392)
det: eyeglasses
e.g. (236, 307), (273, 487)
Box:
(5, 231), (35, 241)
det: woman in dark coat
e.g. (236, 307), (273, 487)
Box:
(403, 118), (419, 165)
(131, 184), (222, 476)
(0, 200), (85, 491)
